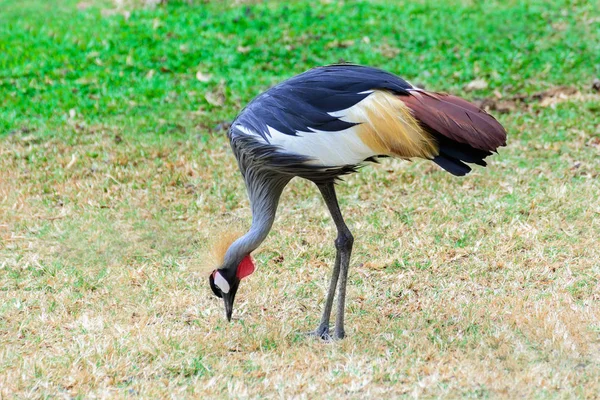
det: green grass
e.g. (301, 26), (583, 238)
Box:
(1, 0), (600, 398)
(2, 0), (599, 133)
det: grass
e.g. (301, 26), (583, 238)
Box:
(1, 0), (600, 397)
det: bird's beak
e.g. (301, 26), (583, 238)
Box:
(222, 292), (234, 322)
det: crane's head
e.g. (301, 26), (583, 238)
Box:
(207, 231), (255, 321)
(209, 255), (255, 321)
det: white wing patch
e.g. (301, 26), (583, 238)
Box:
(232, 124), (263, 139)
(264, 125), (374, 166)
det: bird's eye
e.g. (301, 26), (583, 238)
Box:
(209, 273), (223, 298)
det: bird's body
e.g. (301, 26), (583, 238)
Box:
(209, 64), (507, 339)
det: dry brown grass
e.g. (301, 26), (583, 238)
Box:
(1, 94), (600, 398)
(3, 0), (599, 395)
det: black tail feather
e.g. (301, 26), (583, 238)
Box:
(433, 155), (471, 176)
(432, 134), (493, 176)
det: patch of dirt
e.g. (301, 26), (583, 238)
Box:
(464, 78), (488, 92)
(474, 84), (599, 114)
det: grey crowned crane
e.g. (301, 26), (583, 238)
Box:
(209, 64), (507, 340)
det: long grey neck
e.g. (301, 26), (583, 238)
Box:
(222, 172), (289, 272)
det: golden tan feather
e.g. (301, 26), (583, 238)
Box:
(342, 90), (439, 159)
(188, 229), (244, 276)
(208, 230), (243, 268)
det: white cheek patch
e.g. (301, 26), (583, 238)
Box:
(214, 272), (230, 294)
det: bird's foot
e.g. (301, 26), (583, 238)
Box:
(306, 325), (346, 341)
(333, 328), (345, 340)
(306, 325), (333, 341)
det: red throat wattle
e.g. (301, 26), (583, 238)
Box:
(236, 255), (255, 279)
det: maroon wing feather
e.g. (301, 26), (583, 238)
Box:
(401, 90), (507, 152)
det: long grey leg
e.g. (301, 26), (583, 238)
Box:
(315, 181), (354, 340)
(310, 243), (341, 339)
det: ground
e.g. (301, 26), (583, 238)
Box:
(1, 0), (600, 398)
